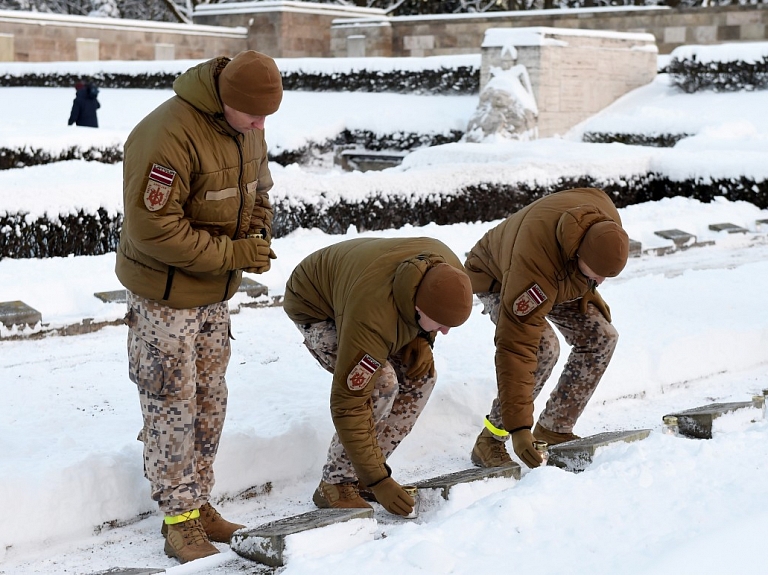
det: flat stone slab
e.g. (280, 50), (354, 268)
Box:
(94, 289), (127, 303)
(708, 222), (748, 234)
(231, 507), (374, 567)
(628, 239), (642, 257)
(90, 569), (164, 575)
(413, 464), (521, 499)
(667, 401), (754, 439)
(0, 300), (42, 328)
(548, 429), (651, 473)
(239, 277), (268, 298)
(654, 228), (696, 247)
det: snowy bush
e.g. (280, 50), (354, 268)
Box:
(668, 55), (768, 93)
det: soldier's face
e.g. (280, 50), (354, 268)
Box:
(223, 104), (267, 133)
(578, 258), (605, 286)
(416, 306), (451, 335)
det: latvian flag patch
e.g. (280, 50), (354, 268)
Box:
(148, 164), (176, 187)
(513, 283), (548, 317)
(347, 353), (382, 391)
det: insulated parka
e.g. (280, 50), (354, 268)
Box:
(116, 57), (274, 309)
(464, 188), (623, 433)
(283, 237), (466, 487)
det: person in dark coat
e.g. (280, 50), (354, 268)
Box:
(68, 82), (100, 127)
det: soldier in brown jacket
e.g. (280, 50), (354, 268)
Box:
(284, 237), (474, 516)
(115, 51), (282, 564)
(464, 188), (629, 470)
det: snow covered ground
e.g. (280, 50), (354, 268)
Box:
(1, 43), (768, 574)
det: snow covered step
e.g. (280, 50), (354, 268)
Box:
(413, 464), (521, 499)
(90, 568), (164, 574)
(231, 508), (375, 567)
(666, 400), (758, 439)
(547, 429), (652, 473)
(0, 299), (41, 328)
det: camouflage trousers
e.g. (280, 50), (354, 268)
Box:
(296, 320), (437, 484)
(125, 291), (231, 516)
(477, 292), (618, 435)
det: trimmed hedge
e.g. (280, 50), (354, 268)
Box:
(0, 67), (480, 95)
(0, 145), (123, 170)
(582, 132), (692, 148)
(668, 55), (768, 93)
(3, 173), (767, 259)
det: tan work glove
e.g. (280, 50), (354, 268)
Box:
(579, 288), (611, 322)
(511, 429), (543, 469)
(400, 334), (436, 380)
(369, 477), (415, 516)
(232, 236), (277, 274)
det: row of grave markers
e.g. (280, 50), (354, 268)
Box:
(93, 392), (766, 573)
(1, 220), (764, 334)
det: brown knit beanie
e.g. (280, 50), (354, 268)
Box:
(219, 51), (283, 116)
(578, 221), (630, 277)
(415, 263), (473, 327)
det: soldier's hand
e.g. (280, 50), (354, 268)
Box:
(511, 429), (543, 469)
(400, 335), (435, 380)
(244, 247), (277, 274)
(579, 288), (611, 322)
(369, 477), (414, 516)
(232, 237), (276, 273)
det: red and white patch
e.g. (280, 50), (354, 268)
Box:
(148, 164), (176, 187)
(143, 181), (172, 212)
(513, 283), (547, 317)
(347, 354), (381, 391)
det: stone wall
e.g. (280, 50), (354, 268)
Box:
(480, 27), (657, 137)
(194, 0), (386, 58)
(0, 9), (247, 62)
(330, 4), (768, 57)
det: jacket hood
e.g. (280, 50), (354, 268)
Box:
(173, 57), (228, 118)
(556, 205), (614, 264)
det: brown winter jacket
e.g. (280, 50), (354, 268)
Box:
(464, 188), (622, 432)
(284, 237), (466, 487)
(116, 57), (274, 308)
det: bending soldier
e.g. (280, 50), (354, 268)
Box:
(465, 188), (630, 469)
(283, 237), (474, 516)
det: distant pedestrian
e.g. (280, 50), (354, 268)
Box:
(68, 81), (100, 128)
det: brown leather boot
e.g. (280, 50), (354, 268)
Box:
(163, 517), (219, 564)
(471, 428), (513, 468)
(312, 481), (373, 510)
(533, 423), (580, 446)
(199, 502), (245, 543)
(358, 482), (376, 502)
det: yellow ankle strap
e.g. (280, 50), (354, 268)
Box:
(164, 509), (200, 525)
(484, 416), (509, 438)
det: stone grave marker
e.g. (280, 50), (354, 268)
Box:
(665, 400), (757, 439)
(413, 464), (521, 499)
(548, 429), (651, 472)
(89, 569), (164, 575)
(708, 222), (748, 234)
(0, 300), (42, 329)
(231, 507), (374, 567)
(94, 289), (128, 304)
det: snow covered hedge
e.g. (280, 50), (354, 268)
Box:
(3, 173), (767, 259)
(667, 42), (768, 93)
(581, 132), (692, 148)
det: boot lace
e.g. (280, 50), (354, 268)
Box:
(337, 483), (360, 500)
(180, 518), (208, 546)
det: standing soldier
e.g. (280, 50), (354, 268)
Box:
(283, 237), (474, 517)
(116, 51), (282, 563)
(465, 188), (629, 469)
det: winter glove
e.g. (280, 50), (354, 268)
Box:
(579, 288), (611, 323)
(511, 429), (543, 469)
(231, 236), (276, 273)
(369, 477), (415, 517)
(400, 333), (436, 380)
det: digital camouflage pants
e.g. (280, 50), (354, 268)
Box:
(125, 291), (231, 516)
(296, 320), (437, 484)
(477, 292), (618, 435)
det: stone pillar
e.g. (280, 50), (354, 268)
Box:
(154, 43), (176, 60)
(480, 27), (657, 138)
(76, 37), (100, 61)
(0, 33), (13, 62)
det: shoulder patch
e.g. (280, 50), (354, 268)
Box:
(347, 353), (381, 391)
(513, 283), (547, 317)
(148, 164), (176, 187)
(143, 164), (176, 212)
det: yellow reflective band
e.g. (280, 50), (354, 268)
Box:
(164, 509), (200, 525)
(483, 416), (509, 438)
